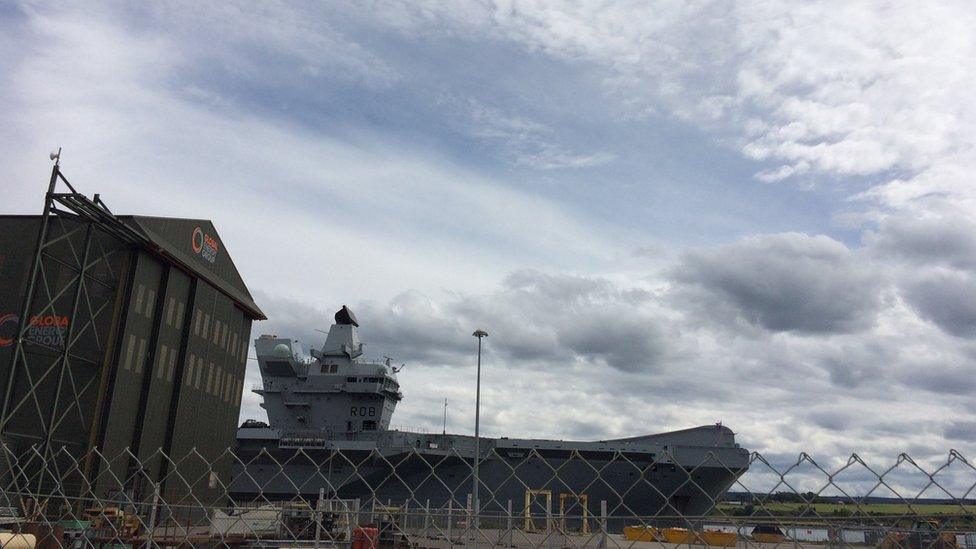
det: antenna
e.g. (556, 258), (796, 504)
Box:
(49, 147), (61, 166)
(442, 398), (448, 435)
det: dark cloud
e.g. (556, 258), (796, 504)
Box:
(560, 418), (612, 441)
(255, 270), (673, 373)
(249, 289), (336, 353)
(478, 271), (674, 372)
(902, 271), (976, 338)
(555, 308), (667, 372)
(672, 233), (882, 334)
(358, 291), (473, 365)
(501, 270), (615, 306)
(865, 207), (976, 271)
(816, 342), (891, 389)
(868, 206), (976, 340)
(821, 357), (881, 388)
(806, 409), (851, 431)
(944, 421), (976, 441)
(903, 363), (976, 396)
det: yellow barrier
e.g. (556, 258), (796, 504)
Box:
(662, 527), (738, 547)
(623, 525), (662, 541)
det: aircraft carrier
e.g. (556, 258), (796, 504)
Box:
(229, 306), (750, 519)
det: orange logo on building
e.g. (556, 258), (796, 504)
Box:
(0, 313), (17, 347)
(191, 227), (204, 253)
(0, 314), (69, 347)
(191, 226), (219, 263)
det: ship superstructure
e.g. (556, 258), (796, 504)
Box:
(231, 306), (750, 520)
(252, 306), (401, 437)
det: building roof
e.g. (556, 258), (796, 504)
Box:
(0, 212), (265, 320)
(121, 215), (266, 320)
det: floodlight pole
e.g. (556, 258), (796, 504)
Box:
(472, 329), (488, 529)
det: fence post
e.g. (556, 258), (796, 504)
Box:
(467, 493), (473, 527)
(447, 501), (453, 548)
(351, 498), (360, 544)
(507, 499), (513, 548)
(314, 487), (324, 549)
(402, 499), (409, 538)
(599, 500), (607, 549)
(547, 495), (553, 549)
(354, 497), (361, 529)
(276, 503), (283, 539)
(424, 498), (430, 538)
(145, 481), (159, 549)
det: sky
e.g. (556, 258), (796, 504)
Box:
(2, 1), (976, 497)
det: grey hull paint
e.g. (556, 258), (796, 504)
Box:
(231, 426), (749, 520)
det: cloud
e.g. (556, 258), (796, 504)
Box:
(944, 421), (976, 442)
(363, 1), (976, 219)
(672, 233), (882, 334)
(443, 96), (616, 169)
(908, 362), (976, 396)
(819, 354), (883, 390)
(517, 149), (616, 170)
(865, 205), (976, 272)
(146, 2), (401, 88)
(251, 269), (674, 384)
(902, 270), (976, 339)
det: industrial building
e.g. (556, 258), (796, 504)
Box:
(0, 163), (264, 503)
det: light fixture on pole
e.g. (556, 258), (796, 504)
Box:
(471, 328), (488, 528)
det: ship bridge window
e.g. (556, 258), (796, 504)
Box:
(363, 420), (377, 431)
(346, 377), (357, 383)
(366, 377), (380, 383)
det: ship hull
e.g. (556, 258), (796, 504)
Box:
(230, 428), (748, 524)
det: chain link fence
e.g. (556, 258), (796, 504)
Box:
(0, 443), (974, 549)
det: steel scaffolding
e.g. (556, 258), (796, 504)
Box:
(0, 160), (146, 498)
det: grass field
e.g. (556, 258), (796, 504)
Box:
(715, 502), (976, 515)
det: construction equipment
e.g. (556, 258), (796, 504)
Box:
(372, 505), (400, 546)
(84, 506), (141, 540)
(880, 520), (956, 549)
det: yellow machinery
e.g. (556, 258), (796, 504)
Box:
(523, 490), (553, 532)
(662, 527), (738, 547)
(623, 525), (662, 542)
(84, 506), (141, 539)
